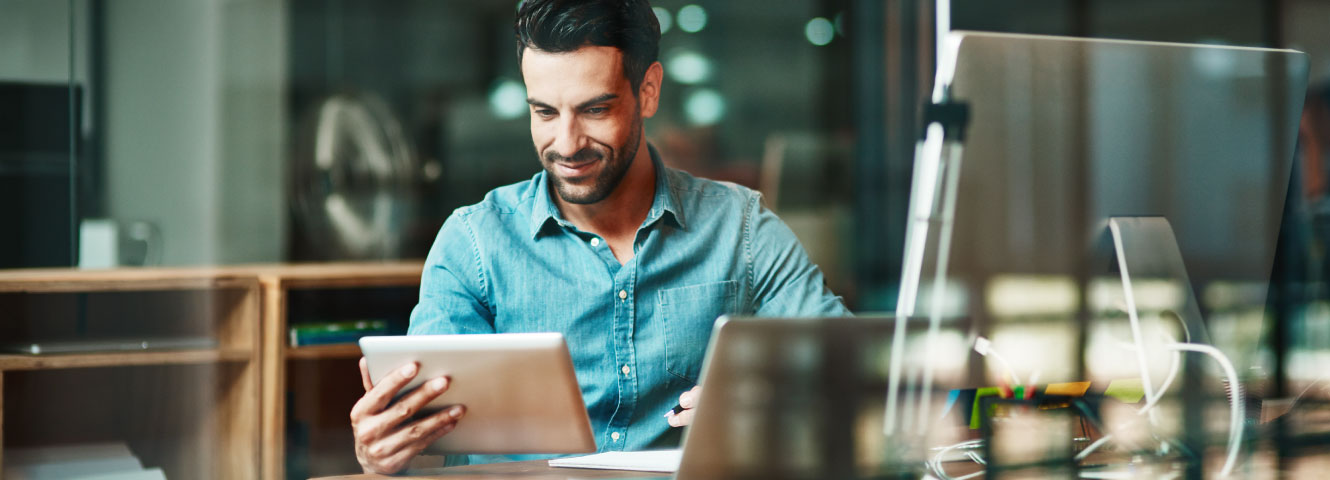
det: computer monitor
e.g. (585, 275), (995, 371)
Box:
(903, 32), (1308, 383)
(0, 82), (81, 268)
(892, 31), (1308, 477)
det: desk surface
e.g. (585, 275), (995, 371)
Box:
(316, 460), (671, 480)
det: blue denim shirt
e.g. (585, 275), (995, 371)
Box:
(408, 145), (849, 466)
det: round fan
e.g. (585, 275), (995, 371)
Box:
(291, 92), (418, 260)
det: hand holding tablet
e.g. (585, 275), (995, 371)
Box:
(350, 358), (464, 474)
(354, 333), (595, 473)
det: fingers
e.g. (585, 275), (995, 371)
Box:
(351, 362), (419, 421)
(386, 376), (452, 427)
(679, 385), (702, 408)
(359, 357), (374, 392)
(350, 365), (454, 476)
(667, 405), (696, 427)
(376, 417), (458, 474)
(667, 385), (703, 427)
(373, 406), (466, 463)
(361, 406), (465, 474)
(353, 373), (450, 448)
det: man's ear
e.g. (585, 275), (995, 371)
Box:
(639, 61), (664, 118)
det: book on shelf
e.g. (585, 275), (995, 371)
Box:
(288, 319), (389, 347)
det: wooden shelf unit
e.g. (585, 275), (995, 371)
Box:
(0, 262), (421, 479)
(0, 267), (262, 479)
(256, 262), (423, 480)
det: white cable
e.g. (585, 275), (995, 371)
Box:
(1137, 351), (1180, 416)
(1166, 343), (1244, 477)
(930, 440), (984, 480)
(974, 337), (1022, 387)
(954, 470), (984, 480)
(1145, 315), (1186, 407)
(1077, 343), (1245, 476)
(1108, 313), (1185, 414)
(966, 451), (986, 465)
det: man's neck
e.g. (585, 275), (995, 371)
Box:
(555, 142), (656, 255)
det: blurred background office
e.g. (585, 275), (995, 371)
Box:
(3, 0), (1330, 478)
(3, 0), (1329, 307)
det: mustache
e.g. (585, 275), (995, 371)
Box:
(543, 148), (604, 164)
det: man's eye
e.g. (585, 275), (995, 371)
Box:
(536, 109), (556, 118)
(586, 107), (607, 115)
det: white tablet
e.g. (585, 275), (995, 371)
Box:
(358, 333), (595, 455)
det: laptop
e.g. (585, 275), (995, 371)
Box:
(675, 315), (970, 480)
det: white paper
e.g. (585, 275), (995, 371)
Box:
(548, 449), (682, 473)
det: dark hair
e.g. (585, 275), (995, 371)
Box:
(514, 0), (660, 95)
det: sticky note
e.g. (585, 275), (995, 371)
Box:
(1045, 381), (1091, 397)
(944, 389), (978, 427)
(941, 389), (961, 418)
(970, 387), (1001, 429)
(1104, 379), (1145, 403)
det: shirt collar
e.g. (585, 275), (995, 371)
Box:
(528, 143), (685, 240)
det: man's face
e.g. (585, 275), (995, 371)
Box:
(522, 46), (651, 205)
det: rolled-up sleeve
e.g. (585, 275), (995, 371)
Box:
(744, 192), (851, 317)
(408, 210), (498, 335)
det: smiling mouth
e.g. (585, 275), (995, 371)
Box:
(554, 159), (599, 179)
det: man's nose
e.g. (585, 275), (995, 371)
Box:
(551, 118), (586, 159)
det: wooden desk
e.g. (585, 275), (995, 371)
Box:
(315, 460), (670, 479)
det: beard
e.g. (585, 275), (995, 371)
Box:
(541, 117), (644, 205)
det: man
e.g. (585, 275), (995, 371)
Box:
(350, 0), (849, 474)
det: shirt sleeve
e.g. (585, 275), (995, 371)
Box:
(744, 191), (852, 317)
(408, 210), (498, 335)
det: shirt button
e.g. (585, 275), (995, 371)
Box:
(618, 290), (627, 300)
(590, 238), (601, 247)
(611, 432), (621, 441)
(621, 365), (631, 375)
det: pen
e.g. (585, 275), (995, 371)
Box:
(664, 403), (685, 417)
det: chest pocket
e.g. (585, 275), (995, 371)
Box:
(659, 280), (739, 383)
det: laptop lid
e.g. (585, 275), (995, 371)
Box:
(675, 316), (972, 479)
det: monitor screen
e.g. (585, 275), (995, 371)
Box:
(905, 32), (1308, 384)
(0, 81), (81, 269)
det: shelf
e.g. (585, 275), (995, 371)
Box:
(0, 348), (253, 371)
(0, 267), (258, 293)
(255, 261), (423, 289)
(285, 343), (362, 360)
(0, 261), (422, 293)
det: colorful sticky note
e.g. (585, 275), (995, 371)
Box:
(1104, 379), (1146, 403)
(1045, 381), (1091, 397)
(944, 389), (978, 427)
(970, 387), (1001, 429)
